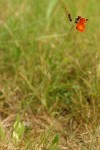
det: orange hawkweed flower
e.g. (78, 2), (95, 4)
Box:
(76, 18), (88, 32)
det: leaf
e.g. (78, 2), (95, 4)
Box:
(52, 134), (59, 145)
(0, 125), (6, 141)
(14, 47), (21, 61)
(12, 115), (25, 143)
(46, 0), (59, 20)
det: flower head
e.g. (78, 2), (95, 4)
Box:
(76, 17), (88, 32)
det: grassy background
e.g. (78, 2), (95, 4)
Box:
(0, 0), (100, 149)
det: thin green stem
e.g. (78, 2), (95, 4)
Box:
(38, 24), (74, 91)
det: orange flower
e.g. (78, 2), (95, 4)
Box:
(76, 18), (88, 32)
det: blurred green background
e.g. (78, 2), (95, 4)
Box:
(0, 0), (100, 149)
(0, 0), (100, 123)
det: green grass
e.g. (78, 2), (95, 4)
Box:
(0, 0), (100, 149)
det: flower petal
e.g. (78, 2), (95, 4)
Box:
(76, 23), (85, 32)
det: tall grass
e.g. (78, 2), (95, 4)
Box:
(0, 0), (100, 149)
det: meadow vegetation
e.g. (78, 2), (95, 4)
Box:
(0, 0), (100, 149)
